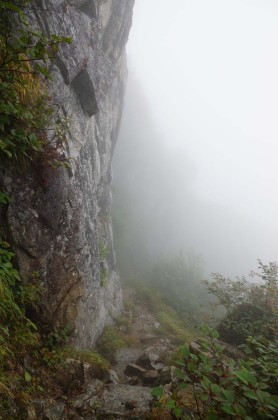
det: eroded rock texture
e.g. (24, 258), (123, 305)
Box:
(0, 0), (135, 348)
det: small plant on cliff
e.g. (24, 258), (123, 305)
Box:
(0, 237), (39, 404)
(63, 347), (110, 371)
(100, 266), (108, 287)
(0, 0), (71, 162)
(99, 241), (108, 261)
(0, 237), (39, 361)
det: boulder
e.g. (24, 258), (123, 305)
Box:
(124, 363), (146, 379)
(157, 366), (172, 385)
(44, 402), (66, 420)
(115, 347), (142, 374)
(83, 362), (107, 383)
(103, 369), (119, 384)
(73, 380), (103, 410)
(142, 370), (159, 385)
(151, 362), (165, 372)
(136, 348), (160, 370)
(135, 344), (170, 370)
(157, 366), (178, 386)
(97, 384), (154, 418)
(27, 400), (66, 420)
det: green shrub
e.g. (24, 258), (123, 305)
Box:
(42, 325), (71, 350)
(0, 237), (39, 416)
(0, 237), (39, 367)
(204, 261), (278, 344)
(153, 326), (278, 419)
(241, 337), (278, 396)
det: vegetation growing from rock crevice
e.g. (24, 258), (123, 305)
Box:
(0, 242), (110, 418)
(0, 0), (71, 164)
(0, 236), (42, 416)
(0, 237), (39, 366)
(0, 2), (78, 417)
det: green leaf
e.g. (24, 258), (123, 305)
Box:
(211, 329), (219, 339)
(200, 393), (209, 402)
(175, 368), (189, 382)
(23, 111), (33, 120)
(187, 362), (195, 372)
(166, 399), (176, 409)
(210, 383), (222, 394)
(267, 395), (278, 408)
(235, 369), (249, 385)
(28, 133), (37, 143)
(222, 389), (235, 403)
(190, 353), (198, 362)
(33, 63), (50, 77)
(207, 412), (218, 420)
(25, 371), (32, 382)
(1, 1), (23, 13)
(256, 390), (269, 403)
(178, 382), (189, 390)
(180, 344), (190, 358)
(174, 407), (182, 418)
(245, 371), (257, 386)
(3, 149), (12, 159)
(221, 404), (236, 416)
(0, 192), (10, 204)
(234, 403), (247, 416)
(151, 387), (164, 398)
(59, 36), (72, 44)
(243, 389), (258, 401)
(200, 376), (211, 389)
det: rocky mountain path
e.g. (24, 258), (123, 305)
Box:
(113, 287), (175, 384)
(27, 287), (178, 419)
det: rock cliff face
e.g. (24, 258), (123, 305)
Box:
(0, 0), (135, 348)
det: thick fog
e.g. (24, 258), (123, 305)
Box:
(112, 0), (278, 278)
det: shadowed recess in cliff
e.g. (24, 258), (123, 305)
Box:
(80, 0), (97, 18)
(72, 69), (98, 117)
(69, 0), (97, 18)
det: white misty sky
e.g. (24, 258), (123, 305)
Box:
(124, 0), (278, 276)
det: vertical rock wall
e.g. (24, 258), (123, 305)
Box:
(0, 0), (135, 348)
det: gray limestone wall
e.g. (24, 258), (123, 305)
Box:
(0, 0), (135, 348)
